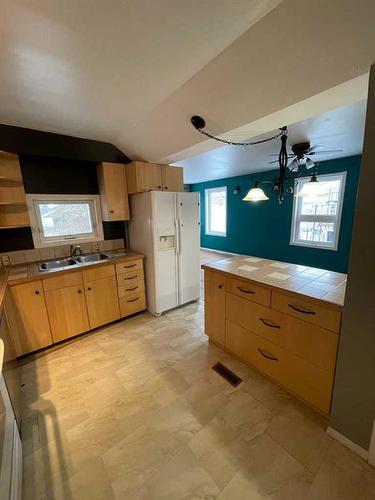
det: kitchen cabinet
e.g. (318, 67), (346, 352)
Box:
(126, 161), (184, 193)
(6, 281), (52, 356)
(116, 258), (146, 317)
(204, 270), (226, 346)
(85, 275), (120, 329)
(97, 162), (130, 221)
(203, 263), (343, 414)
(45, 285), (89, 343)
(161, 165), (184, 191)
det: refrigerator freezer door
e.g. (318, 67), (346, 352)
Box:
(177, 192), (200, 305)
(152, 191), (179, 314)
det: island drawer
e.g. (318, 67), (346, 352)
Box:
(226, 293), (338, 372)
(116, 259), (143, 275)
(225, 320), (333, 414)
(118, 280), (145, 298)
(271, 291), (341, 332)
(117, 269), (144, 285)
(226, 277), (271, 307)
(119, 292), (146, 317)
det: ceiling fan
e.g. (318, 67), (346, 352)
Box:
(268, 142), (343, 171)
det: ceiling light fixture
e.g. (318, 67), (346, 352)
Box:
(242, 184), (269, 202)
(296, 174), (327, 197)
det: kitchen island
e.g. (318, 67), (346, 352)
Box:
(202, 254), (346, 415)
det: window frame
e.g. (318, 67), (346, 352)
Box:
(205, 186), (227, 237)
(290, 172), (347, 251)
(26, 194), (104, 248)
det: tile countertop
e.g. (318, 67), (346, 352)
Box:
(3, 249), (144, 287)
(202, 254), (347, 308)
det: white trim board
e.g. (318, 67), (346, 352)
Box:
(327, 427), (369, 461)
(200, 247), (238, 256)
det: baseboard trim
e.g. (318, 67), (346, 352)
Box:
(327, 427), (369, 460)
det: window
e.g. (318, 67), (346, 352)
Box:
(205, 187), (227, 237)
(290, 172), (346, 250)
(27, 194), (103, 248)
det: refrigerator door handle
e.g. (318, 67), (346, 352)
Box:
(175, 218), (181, 255)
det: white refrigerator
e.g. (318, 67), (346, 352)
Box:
(128, 191), (200, 316)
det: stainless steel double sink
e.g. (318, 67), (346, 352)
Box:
(38, 253), (111, 271)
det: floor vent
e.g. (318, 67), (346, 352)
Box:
(212, 362), (242, 387)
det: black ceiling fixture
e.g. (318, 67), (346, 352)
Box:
(268, 141), (343, 171)
(190, 115), (330, 204)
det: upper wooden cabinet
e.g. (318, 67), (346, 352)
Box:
(97, 162), (129, 221)
(161, 165), (184, 192)
(126, 161), (184, 194)
(0, 151), (30, 229)
(6, 281), (53, 356)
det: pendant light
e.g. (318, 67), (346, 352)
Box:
(297, 174), (327, 197)
(242, 184), (269, 202)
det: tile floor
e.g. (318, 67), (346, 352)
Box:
(21, 298), (375, 499)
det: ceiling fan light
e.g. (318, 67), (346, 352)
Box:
(305, 157), (315, 169)
(297, 174), (327, 197)
(243, 186), (269, 202)
(288, 159), (298, 171)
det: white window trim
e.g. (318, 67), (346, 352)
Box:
(205, 186), (227, 237)
(290, 172), (346, 251)
(26, 194), (104, 248)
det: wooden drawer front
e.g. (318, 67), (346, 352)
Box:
(271, 291), (341, 332)
(226, 293), (338, 372)
(116, 259), (143, 275)
(118, 280), (145, 298)
(82, 264), (115, 283)
(119, 292), (146, 317)
(225, 321), (333, 414)
(117, 269), (144, 285)
(43, 271), (83, 292)
(226, 277), (271, 307)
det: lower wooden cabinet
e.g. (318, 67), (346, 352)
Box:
(45, 285), (90, 342)
(85, 276), (120, 329)
(6, 281), (53, 356)
(204, 270), (226, 346)
(119, 292), (146, 317)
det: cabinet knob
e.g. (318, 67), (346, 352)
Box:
(35, 290), (40, 295)
(218, 284), (223, 289)
(164, 186), (168, 190)
(78, 290), (82, 294)
(158, 185), (161, 189)
(87, 287), (91, 291)
(110, 210), (114, 213)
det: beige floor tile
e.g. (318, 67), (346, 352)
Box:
(145, 446), (220, 500)
(267, 399), (332, 473)
(307, 441), (375, 500)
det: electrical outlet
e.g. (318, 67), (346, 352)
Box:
(1, 255), (10, 266)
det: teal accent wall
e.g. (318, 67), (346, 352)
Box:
(191, 156), (361, 273)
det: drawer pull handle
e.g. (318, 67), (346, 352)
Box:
(123, 264), (137, 269)
(237, 286), (255, 294)
(126, 286), (138, 291)
(257, 348), (278, 362)
(260, 318), (280, 329)
(127, 297), (139, 303)
(124, 275), (138, 280)
(288, 304), (316, 315)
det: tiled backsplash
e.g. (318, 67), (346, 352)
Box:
(0, 239), (125, 266)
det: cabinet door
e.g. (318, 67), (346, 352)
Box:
(204, 270), (226, 346)
(85, 276), (120, 329)
(126, 162), (162, 193)
(6, 281), (52, 356)
(45, 285), (90, 342)
(161, 165), (184, 192)
(97, 162), (129, 221)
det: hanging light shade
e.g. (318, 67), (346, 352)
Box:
(297, 174), (327, 197)
(242, 185), (269, 202)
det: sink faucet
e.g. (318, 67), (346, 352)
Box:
(70, 245), (83, 257)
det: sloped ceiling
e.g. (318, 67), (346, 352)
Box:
(0, 0), (281, 144)
(1, 0), (375, 165)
